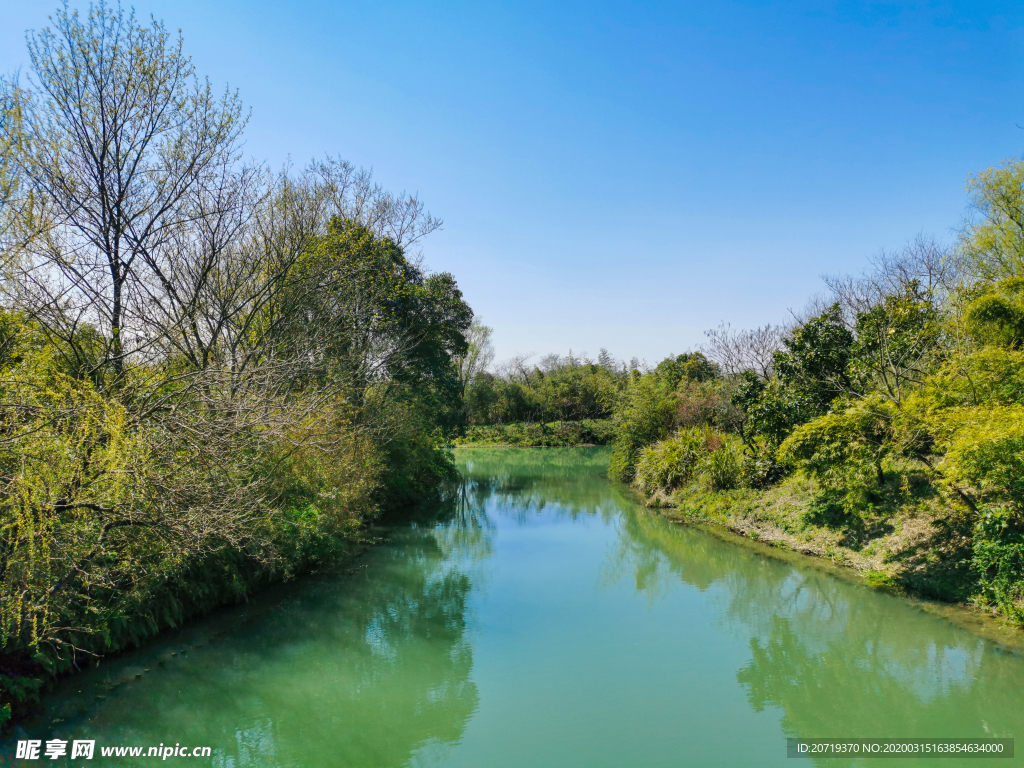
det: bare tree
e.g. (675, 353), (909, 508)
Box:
(496, 352), (536, 383)
(702, 323), (785, 379)
(822, 234), (960, 325)
(0, 83), (23, 252)
(307, 156), (442, 252)
(2, 2), (246, 380)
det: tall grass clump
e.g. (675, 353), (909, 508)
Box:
(635, 426), (742, 495)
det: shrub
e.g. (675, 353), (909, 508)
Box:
(929, 404), (1024, 509)
(634, 426), (736, 495)
(778, 395), (897, 499)
(698, 438), (745, 491)
(972, 506), (1024, 622)
(609, 375), (677, 481)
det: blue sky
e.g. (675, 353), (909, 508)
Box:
(2, 1), (1023, 365)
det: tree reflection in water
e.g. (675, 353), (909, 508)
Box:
(454, 447), (617, 525)
(13, 508), (487, 767)
(602, 499), (1024, 746)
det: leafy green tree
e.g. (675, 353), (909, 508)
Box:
(778, 394), (898, 495)
(466, 352), (625, 425)
(730, 306), (857, 483)
(774, 305), (857, 408)
(609, 374), (677, 481)
(960, 159), (1024, 281)
(923, 404), (1024, 619)
(965, 277), (1024, 349)
(916, 347), (1024, 409)
(454, 319), (495, 396)
(850, 282), (941, 404)
(654, 352), (719, 389)
(284, 219), (470, 412)
(530, 361), (620, 421)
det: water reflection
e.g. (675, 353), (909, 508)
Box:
(7, 525), (479, 767)
(455, 447), (615, 523)
(603, 500), (1024, 752)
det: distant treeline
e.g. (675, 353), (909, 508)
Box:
(0, 5), (471, 724)
(461, 349), (630, 425)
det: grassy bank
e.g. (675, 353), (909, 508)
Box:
(455, 419), (615, 447)
(640, 466), (977, 607)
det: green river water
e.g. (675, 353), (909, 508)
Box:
(5, 447), (1024, 767)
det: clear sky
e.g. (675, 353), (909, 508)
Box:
(2, 1), (1023, 366)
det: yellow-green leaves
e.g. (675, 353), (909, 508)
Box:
(927, 405), (1024, 510)
(635, 426), (743, 495)
(915, 347), (1024, 409)
(962, 160), (1024, 281)
(778, 395), (897, 495)
(964, 276), (1024, 349)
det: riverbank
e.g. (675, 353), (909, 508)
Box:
(0, 532), (384, 734)
(455, 419), (615, 448)
(638, 471), (1018, 628)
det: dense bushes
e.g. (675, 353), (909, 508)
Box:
(608, 354), (736, 481)
(634, 427), (743, 496)
(608, 374), (678, 481)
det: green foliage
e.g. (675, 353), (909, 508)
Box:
(0, 328), (148, 652)
(609, 375), (677, 481)
(466, 374), (539, 424)
(850, 282), (941, 402)
(0, 6), (474, 727)
(699, 438), (745, 491)
(673, 379), (741, 431)
(635, 427), (720, 495)
(961, 159), (1024, 281)
(290, 218), (471, 422)
(599, 158), (1024, 625)
(370, 391), (460, 510)
(457, 420), (615, 447)
(919, 348), (1024, 408)
(464, 355), (623, 426)
(0, 248), (466, 720)
(732, 306), (857, 483)
(910, 356), (1024, 619)
(607, 352), (734, 482)
(603, 157), (1024, 625)
(654, 352), (718, 389)
(930, 405), (1024, 510)
(972, 507), (1024, 622)
(634, 427), (744, 496)
(735, 372), (815, 445)
(964, 277), (1024, 349)
(779, 395), (898, 500)
(773, 305), (856, 411)
(529, 361), (621, 421)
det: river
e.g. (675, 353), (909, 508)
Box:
(4, 447), (1024, 766)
